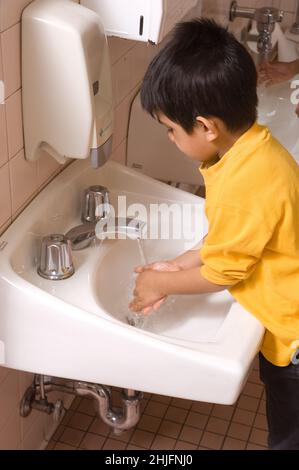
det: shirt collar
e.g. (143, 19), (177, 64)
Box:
(199, 122), (270, 173)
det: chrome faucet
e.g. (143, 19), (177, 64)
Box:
(81, 185), (110, 223)
(37, 186), (146, 279)
(229, 1), (284, 63)
(66, 217), (146, 250)
(65, 186), (146, 250)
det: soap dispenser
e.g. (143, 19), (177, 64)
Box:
(22, 0), (113, 168)
(81, 0), (199, 44)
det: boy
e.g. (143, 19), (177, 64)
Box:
(129, 19), (299, 450)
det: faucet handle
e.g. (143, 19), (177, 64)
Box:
(81, 185), (110, 223)
(38, 234), (74, 280)
(255, 7), (284, 25)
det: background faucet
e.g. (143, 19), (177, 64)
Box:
(229, 1), (284, 63)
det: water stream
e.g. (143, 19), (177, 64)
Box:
(126, 239), (150, 328)
(97, 237), (175, 330)
(126, 239), (177, 330)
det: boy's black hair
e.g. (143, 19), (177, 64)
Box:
(141, 19), (258, 134)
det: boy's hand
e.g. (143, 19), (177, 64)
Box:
(129, 271), (165, 313)
(134, 261), (181, 274)
(132, 261), (181, 314)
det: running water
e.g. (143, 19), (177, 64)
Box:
(126, 239), (149, 328)
(137, 238), (148, 265)
(126, 239), (178, 329)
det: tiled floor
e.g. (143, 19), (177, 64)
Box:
(46, 356), (268, 451)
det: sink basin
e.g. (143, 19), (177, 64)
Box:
(93, 239), (233, 343)
(0, 159), (264, 404)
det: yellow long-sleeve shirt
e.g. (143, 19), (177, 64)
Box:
(199, 122), (299, 366)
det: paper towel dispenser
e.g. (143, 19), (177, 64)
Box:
(81, 0), (199, 44)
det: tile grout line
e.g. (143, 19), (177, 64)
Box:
(244, 387), (268, 450)
(159, 397), (191, 449)
(129, 395), (173, 450)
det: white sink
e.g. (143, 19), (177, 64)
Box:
(0, 159), (264, 404)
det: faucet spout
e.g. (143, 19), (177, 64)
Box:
(65, 223), (97, 251)
(65, 217), (146, 250)
(96, 217), (146, 241)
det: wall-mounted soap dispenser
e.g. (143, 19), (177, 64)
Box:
(81, 0), (199, 44)
(22, 0), (113, 168)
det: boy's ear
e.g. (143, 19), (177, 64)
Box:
(196, 116), (219, 142)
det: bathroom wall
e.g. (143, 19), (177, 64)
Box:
(0, 0), (168, 450)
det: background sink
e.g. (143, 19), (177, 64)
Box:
(258, 80), (299, 163)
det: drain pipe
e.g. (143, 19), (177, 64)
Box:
(74, 382), (142, 433)
(20, 375), (143, 433)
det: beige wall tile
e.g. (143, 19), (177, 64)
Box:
(108, 37), (135, 65)
(0, 370), (20, 432)
(279, 0), (297, 13)
(21, 412), (47, 450)
(5, 89), (23, 159)
(0, 34), (8, 167)
(0, 30), (3, 81)
(0, 409), (21, 450)
(37, 149), (62, 188)
(112, 53), (133, 107)
(0, 217), (11, 235)
(9, 148), (38, 213)
(112, 42), (152, 108)
(0, 366), (10, 386)
(111, 140), (127, 165)
(0, 103), (8, 167)
(0, 0), (32, 32)
(113, 84), (139, 151)
(1, 23), (21, 98)
(283, 11), (297, 28)
(0, 162), (11, 225)
(18, 371), (41, 439)
(127, 42), (151, 86)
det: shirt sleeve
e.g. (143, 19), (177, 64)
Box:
(200, 204), (273, 286)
